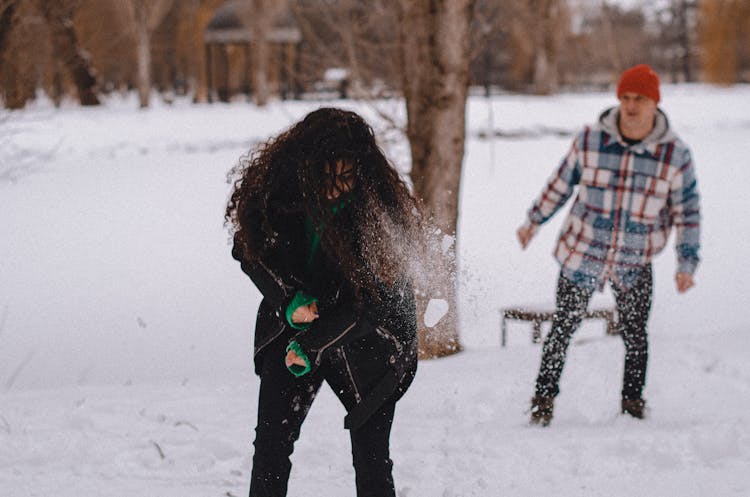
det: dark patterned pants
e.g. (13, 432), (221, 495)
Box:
(249, 334), (396, 497)
(535, 265), (653, 400)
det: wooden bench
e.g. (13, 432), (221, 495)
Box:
(500, 307), (618, 347)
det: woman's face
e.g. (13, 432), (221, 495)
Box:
(324, 160), (356, 200)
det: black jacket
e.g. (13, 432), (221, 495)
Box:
(232, 207), (417, 429)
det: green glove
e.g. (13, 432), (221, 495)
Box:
(286, 340), (312, 377)
(285, 291), (318, 330)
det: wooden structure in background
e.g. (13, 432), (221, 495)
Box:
(204, 2), (301, 102)
(500, 306), (618, 347)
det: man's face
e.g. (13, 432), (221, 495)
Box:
(618, 92), (658, 140)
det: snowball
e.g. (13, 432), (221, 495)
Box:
(424, 298), (449, 328)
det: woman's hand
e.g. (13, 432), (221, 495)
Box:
(285, 349), (307, 368)
(291, 302), (319, 324)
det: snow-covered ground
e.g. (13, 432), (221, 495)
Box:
(1, 86), (749, 496)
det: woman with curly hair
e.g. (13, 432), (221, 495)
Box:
(226, 107), (423, 497)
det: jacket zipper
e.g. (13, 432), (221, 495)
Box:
(340, 348), (362, 403)
(254, 322), (286, 357)
(376, 326), (403, 354)
(258, 260), (293, 293)
(315, 320), (358, 366)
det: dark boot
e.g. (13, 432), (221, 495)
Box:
(530, 395), (554, 426)
(621, 398), (646, 419)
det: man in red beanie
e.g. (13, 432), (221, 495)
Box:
(516, 64), (701, 426)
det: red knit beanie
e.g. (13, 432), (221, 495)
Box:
(617, 64), (660, 103)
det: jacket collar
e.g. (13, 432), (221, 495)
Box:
(597, 106), (676, 157)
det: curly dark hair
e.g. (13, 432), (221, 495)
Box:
(226, 107), (424, 297)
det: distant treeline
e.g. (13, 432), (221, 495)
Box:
(0, 0), (749, 109)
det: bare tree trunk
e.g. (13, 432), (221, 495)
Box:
(699, 0), (744, 84)
(290, 0), (399, 99)
(533, 49), (552, 94)
(0, 1), (18, 56)
(397, 0), (474, 359)
(135, 21), (151, 108)
(238, 0), (288, 107)
(0, 0), (24, 108)
(601, 0), (624, 74)
(252, 38), (270, 106)
(531, 0), (550, 94)
(38, 0), (100, 105)
(1, 0), (38, 109)
(676, 0), (694, 82)
(192, 0), (225, 103)
(530, 0), (561, 95)
(117, 0), (174, 108)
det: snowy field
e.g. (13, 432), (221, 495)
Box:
(1, 85), (749, 496)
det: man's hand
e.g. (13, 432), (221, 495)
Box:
(285, 349), (307, 368)
(676, 272), (694, 293)
(517, 224), (536, 250)
(291, 302), (319, 324)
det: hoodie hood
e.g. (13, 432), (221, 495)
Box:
(597, 106), (678, 154)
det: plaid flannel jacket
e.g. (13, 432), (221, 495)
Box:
(524, 107), (701, 290)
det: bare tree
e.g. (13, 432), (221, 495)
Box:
(291, 0), (400, 97)
(183, 0), (226, 103)
(530, 0), (566, 94)
(116, 0), (175, 107)
(468, 1), (508, 91)
(37, 0), (99, 105)
(237, 0), (289, 106)
(558, 0), (653, 86)
(672, 0), (697, 82)
(0, 1), (18, 54)
(0, 0), (44, 109)
(699, 0), (750, 84)
(654, 0), (698, 83)
(397, 0), (475, 358)
(600, 0), (625, 74)
(0, 1), (19, 102)
(470, 0), (571, 93)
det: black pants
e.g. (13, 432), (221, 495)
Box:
(535, 265), (653, 400)
(249, 336), (397, 497)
